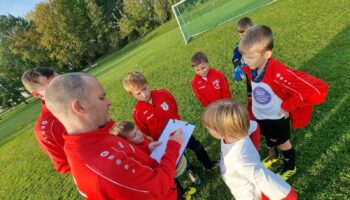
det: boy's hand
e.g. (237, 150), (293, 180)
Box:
(169, 129), (183, 144)
(148, 141), (162, 152)
(233, 66), (244, 81)
(279, 108), (289, 119)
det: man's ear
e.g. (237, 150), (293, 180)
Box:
(263, 50), (272, 59)
(71, 99), (87, 116)
(32, 92), (43, 99)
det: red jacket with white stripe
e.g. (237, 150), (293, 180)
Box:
(242, 57), (328, 128)
(64, 120), (180, 200)
(191, 68), (232, 107)
(133, 89), (181, 140)
(34, 100), (70, 174)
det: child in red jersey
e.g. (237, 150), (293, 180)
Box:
(21, 67), (70, 174)
(123, 71), (219, 174)
(239, 25), (328, 180)
(191, 51), (260, 148)
(191, 51), (232, 107)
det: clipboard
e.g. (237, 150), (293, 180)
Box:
(150, 119), (195, 164)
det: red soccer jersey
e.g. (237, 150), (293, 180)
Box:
(64, 120), (180, 200)
(242, 57), (328, 128)
(133, 89), (181, 140)
(191, 68), (232, 107)
(34, 100), (70, 174)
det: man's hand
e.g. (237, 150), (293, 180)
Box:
(148, 141), (162, 152)
(169, 129), (183, 144)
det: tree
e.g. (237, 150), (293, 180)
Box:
(85, 0), (124, 51)
(32, 0), (97, 71)
(0, 77), (26, 108)
(118, 0), (158, 40)
(152, 0), (169, 24)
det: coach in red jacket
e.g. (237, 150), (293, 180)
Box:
(22, 67), (70, 174)
(45, 73), (183, 200)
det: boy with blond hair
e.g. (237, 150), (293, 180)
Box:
(203, 99), (297, 200)
(239, 25), (328, 180)
(123, 71), (218, 173)
(191, 51), (232, 107)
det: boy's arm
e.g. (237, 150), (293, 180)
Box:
(191, 82), (209, 107)
(232, 45), (242, 66)
(35, 118), (70, 174)
(275, 68), (328, 112)
(238, 163), (296, 200)
(220, 71), (232, 98)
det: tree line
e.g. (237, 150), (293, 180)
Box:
(0, 0), (179, 108)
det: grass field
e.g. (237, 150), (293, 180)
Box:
(1, 0), (350, 199)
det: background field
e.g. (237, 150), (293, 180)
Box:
(1, 0), (350, 199)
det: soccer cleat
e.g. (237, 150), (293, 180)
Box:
(183, 187), (196, 200)
(277, 167), (296, 181)
(188, 170), (202, 185)
(261, 156), (279, 169)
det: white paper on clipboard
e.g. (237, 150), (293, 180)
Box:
(150, 119), (195, 164)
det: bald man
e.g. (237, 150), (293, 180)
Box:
(45, 73), (183, 200)
(22, 67), (70, 174)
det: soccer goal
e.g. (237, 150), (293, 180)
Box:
(172, 0), (276, 44)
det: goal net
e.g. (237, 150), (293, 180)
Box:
(172, 0), (276, 44)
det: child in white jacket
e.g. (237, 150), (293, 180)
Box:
(202, 99), (297, 200)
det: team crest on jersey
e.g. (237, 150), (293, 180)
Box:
(161, 102), (169, 111)
(212, 80), (221, 89)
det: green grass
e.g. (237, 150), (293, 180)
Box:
(1, 0), (350, 199)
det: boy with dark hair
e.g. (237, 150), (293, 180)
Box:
(239, 25), (328, 180)
(110, 120), (159, 154)
(21, 67), (70, 174)
(232, 17), (254, 118)
(191, 51), (231, 107)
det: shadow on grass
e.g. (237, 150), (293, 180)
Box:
(286, 25), (350, 199)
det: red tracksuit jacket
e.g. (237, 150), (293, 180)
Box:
(191, 68), (232, 107)
(64, 120), (180, 200)
(133, 89), (181, 140)
(34, 100), (70, 174)
(242, 57), (328, 128)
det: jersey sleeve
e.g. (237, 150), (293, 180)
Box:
(220, 71), (232, 99)
(96, 140), (181, 199)
(237, 162), (293, 200)
(275, 68), (328, 112)
(35, 119), (70, 174)
(232, 45), (242, 66)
